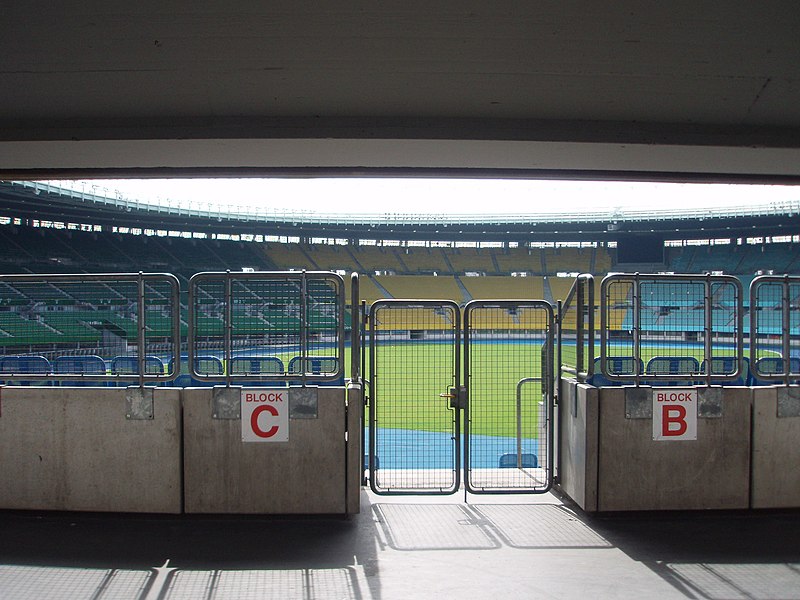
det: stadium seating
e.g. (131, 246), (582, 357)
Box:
(0, 354), (52, 385)
(445, 247), (497, 274)
(699, 357), (751, 386)
(752, 356), (800, 385)
(264, 243), (317, 270)
(646, 356), (701, 386)
(460, 276), (545, 300)
(543, 247), (592, 274)
(398, 247), (450, 274)
(375, 275), (465, 301)
(588, 356), (644, 387)
(53, 355), (108, 386)
(110, 355), (165, 375)
(493, 246), (540, 274)
(348, 246), (407, 274)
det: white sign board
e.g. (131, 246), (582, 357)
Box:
(653, 388), (698, 441)
(241, 389), (289, 442)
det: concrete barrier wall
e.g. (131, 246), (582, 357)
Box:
(183, 386), (351, 514)
(0, 386), (182, 513)
(346, 382), (363, 515)
(596, 386), (752, 511)
(558, 382), (754, 512)
(558, 379), (598, 512)
(752, 386), (800, 509)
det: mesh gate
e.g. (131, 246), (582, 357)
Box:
(464, 301), (554, 493)
(368, 300), (461, 494)
(366, 298), (554, 495)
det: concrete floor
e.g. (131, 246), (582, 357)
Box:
(0, 490), (799, 599)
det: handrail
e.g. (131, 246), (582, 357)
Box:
(350, 272), (360, 384)
(558, 273), (595, 382)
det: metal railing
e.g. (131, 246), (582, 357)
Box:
(750, 275), (800, 384)
(599, 273), (744, 385)
(0, 272), (181, 384)
(187, 271), (345, 384)
(350, 272), (360, 384)
(558, 273), (595, 382)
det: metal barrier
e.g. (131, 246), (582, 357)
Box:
(750, 275), (800, 384)
(187, 271), (345, 383)
(599, 273), (744, 384)
(0, 273), (181, 384)
(558, 273), (595, 382)
(365, 298), (555, 496)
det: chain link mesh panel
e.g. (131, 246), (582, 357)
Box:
(188, 272), (344, 383)
(368, 301), (460, 494)
(464, 301), (554, 493)
(600, 274), (743, 384)
(0, 273), (180, 384)
(750, 275), (800, 383)
(558, 274), (595, 381)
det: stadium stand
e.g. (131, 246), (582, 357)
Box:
(546, 276), (576, 304)
(543, 247), (592, 274)
(304, 244), (360, 273)
(494, 246), (541, 274)
(460, 275), (545, 300)
(347, 246), (407, 274)
(344, 274), (385, 304)
(666, 242), (800, 276)
(264, 243), (317, 270)
(398, 247), (451, 274)
(375, 275), (466, 302)
(445, 247), (498, 274)
(593, 246), (613, 273)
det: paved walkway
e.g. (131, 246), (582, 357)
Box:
(1, 490), (799, 599)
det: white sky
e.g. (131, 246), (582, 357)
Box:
(68, 178), (800, 218)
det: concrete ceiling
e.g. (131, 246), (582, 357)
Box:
(2, 1), (800, 178)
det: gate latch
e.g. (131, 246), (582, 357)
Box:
(440, 386), (467, 410)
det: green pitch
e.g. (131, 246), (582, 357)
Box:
(365, 341), (548, 439)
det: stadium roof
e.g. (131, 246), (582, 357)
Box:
(2, 180), (799, 243)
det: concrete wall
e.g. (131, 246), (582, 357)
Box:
(558, 379), (598, 512)
(751, 386), (800, 509)
(346, 381), (363, 515)
(183, 386), (352, 514)
(558, 382), (754, 512)
(0, 387), (182, 513)
(596, 386), (752, 511)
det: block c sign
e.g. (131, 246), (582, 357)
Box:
(241, 389), (289, 442)
(653, 389), (697, 441)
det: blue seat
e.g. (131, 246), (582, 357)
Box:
(53, 355), (108, 387)
(168, 355), (224, 387)
(646, 356), (701, 386)
(288, 356), (343, 385)
(588, 357), (644, 387)
(230, 356), (285, 387)
(0, 355), (51, 386)
(110, 355), (165, 386)
(499, 453), (538, 468)
(699, 356), (750, 386)
(752, 356), (800, 385)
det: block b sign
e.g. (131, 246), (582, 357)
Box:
(241, 389), (289, 442)
(653, 389), (697, 441)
